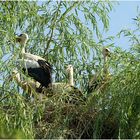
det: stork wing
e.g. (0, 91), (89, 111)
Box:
(16, 59), (40, 69)
(37, 60), (52, 74)
(23, 53), (46, 61)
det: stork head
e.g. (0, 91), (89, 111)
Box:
(102, 48), (111, 57)
(16, 33), (29, 45)
(66, 65), (73, 74)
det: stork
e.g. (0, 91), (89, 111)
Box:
(11, 65), (85, 104)
(43, 65), (79, 93)
(87, 48), (111, 93)
(43, 65), (85, 104)
(15, 33), (52, 92)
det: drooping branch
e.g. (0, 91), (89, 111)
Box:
(58, 2), (80, 22)
(43, 2), (62, 56)
(43, 2), (80, 57)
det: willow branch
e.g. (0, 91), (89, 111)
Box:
(43, 2), (80, 57)
(58, 2), (79, 22)
(43, 2), (62, 56)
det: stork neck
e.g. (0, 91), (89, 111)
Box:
(21, 44), (26, 54)
(69, 69), (74, 86)
(103, 55), (109, 75)
(103, 55), (107, 63)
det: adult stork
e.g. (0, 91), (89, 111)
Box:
(87, 48), (111, 93)
(16, 33), (52, 92)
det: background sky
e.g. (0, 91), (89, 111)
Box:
(104, 1), (140, 50)
(37, 1), (140, 50)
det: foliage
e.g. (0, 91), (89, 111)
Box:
(0, 1), (139, 139)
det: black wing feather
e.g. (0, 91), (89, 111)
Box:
(23, 59), (52, 88)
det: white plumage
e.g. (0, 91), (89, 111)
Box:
(23, 52), (46, 61)
(11, 64), (85, 104)
(42, 65), (85, 104)
(16, 59), (40, 69)
(66, 64), (74, 86)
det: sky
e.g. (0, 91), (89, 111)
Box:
(37, 1), (140, 50)
(104, 1), (140, 50)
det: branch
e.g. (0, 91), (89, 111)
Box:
(58, 2), (79, 22)
(43, 2), (80, 57)
(43, 2), (62, 56)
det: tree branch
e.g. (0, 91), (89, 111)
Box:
(58, 2), (80, 22)
(43, 2), (62, 57)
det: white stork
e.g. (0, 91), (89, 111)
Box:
(15, 33), (52, 92)
(43, 65), (85, 104)
(11, 64), (85, 103)
(87, 48), (111, 93)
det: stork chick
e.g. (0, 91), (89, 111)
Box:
(87, 48), (111, 93)
(43, 65), (85, 104)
